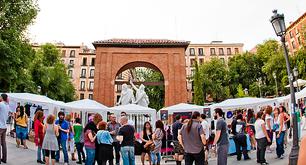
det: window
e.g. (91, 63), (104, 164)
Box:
(190, 59), (196, 66)
(219, 48), (224, 55)
(189, 48), (195, 56)
(234, 48), (239, 54)
(198, 48), (204, 56)
(117, 84), (122, 91)
(89, 81), (94, 91)
(210, 48), (216, 55)
(80, 81), (85, 91)
(91, 58), (95, 66)
(68, 70), (73, 78)
(292, 41), (296, 49)
(81, 69), (86, 78)
(88, 94), (93, 100)
(69, 60), (74, 64)
(289, 31), (293, 38)
(191, 81), (194, 91)
(70, 50), (75, 57)
(227, 48), (232, 55)
(61, 50), (66, 57)
(297, 36), (301, 45)
(199, 59), (204, 64)
(82, 58), (87, 66)
(220, 58), (225, 63)
(191, 69), (195, 77)
(80, 93), (84, 100)
(90, 69), (95, 78)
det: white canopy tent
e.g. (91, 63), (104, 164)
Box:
(285, 79), (306, 88)
(109, 104), (157, 132)
(210, 97), (278, 112)
(160, 103), (207, 113)
(65, 99), (109, 122)
(295, 87), (306, 100)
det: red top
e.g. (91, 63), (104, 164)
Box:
(34, 119), (44, 147)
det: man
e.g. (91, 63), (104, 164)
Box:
(172, 115), (184, 165)
(107, 114), (121, 165)
(0, 94), (9, 164)
(120, 112), (135, 127)
(117, 116), (135, 165)
(200, 114), (210, 165)
(212, 108), (229, 165)
(55, 111), (69, 165)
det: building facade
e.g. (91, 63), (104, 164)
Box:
(285, 12), (306, 55)
(185, 41), (244, 103)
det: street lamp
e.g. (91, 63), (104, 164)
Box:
(37, 86), (41, 94)
(243, 88), (248, 96)
(257, 77), (262, 98)
(293, 67), (299, 92)
(273, 72), (278, 96)
(270, 10), (299, 165)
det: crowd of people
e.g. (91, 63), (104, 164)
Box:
(1, 92), (306, 165)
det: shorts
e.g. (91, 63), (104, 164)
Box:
(16, 125), (28, 140)
(173, 141), (184, 155)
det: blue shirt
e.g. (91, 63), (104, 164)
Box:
(55, 119), (69, 141)
(0, 102), (9, 129)
(96, 130), (113, 145)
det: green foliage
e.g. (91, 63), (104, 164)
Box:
(236, 84), (245, 97)
(31, 44), (76, 102)
(135, 68), (164, 110)
(193, 61), (204, 105)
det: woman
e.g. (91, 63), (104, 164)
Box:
(273, 107), (286, 159)
(264, 106), (273, 153)
(280, 106), (290, 148)
(73, 117), (85, 164)
(151, 120), (165, 165)
(65, 114), (76, 161)
(140, 122), (153, 165)
(178, 111), (206, 165)
(233, 114), (250, 161)
(34, 111), (45, 164)
(15, 106), (29, 149)
(96, 121), (114, 165)
(84, 113), (102, 165)
(246, 109), (256, 150)
(254, 111), (271, 165)
(42, 115), (59, 165)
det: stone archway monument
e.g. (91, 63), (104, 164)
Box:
(93, 39), (189, 107)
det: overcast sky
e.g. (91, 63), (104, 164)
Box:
(28, 0), (306, 50)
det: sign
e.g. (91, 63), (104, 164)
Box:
(160, 110), (168, 121)
(203, 108), (211, 118)
(173, 112), (192, 120)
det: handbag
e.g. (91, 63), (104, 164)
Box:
(144, 134), (155, 151)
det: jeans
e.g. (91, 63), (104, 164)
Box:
(0, 129), (7, 162)
(37, 146), (45, 161)
(217, 144), (228, 165)
(276, 131), (285, 157)
(85, 147), (96, 165)
(112, 142), (120, 164)
(184, 149), (205, 165)
(256, 137), (267, 163)
(151, 152), (161, 165)
(233, 134), (249, 160)
(121, 146), (135, 165)
(56, 139), (69, 163)
(76, 142), (85, 162)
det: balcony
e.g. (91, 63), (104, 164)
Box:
(79, 88), (85, 91)
(88, 88), (94, 91)
(80, 75), (86, 78)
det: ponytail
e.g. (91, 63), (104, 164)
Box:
(186, 111), (201, 134)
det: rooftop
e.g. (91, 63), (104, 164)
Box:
(93, 39), (190, 48)
(286, 11), (306, 30)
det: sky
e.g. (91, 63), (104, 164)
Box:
(28, 0), (306, 50)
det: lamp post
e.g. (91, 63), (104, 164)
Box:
(293, 67), (299, 92)
(243, 88), (248, 96)
(270, 10), (299, 165)
(273, 72), (278, 96)
(37, 86), (41, 94)
(257, 77), (262, 98)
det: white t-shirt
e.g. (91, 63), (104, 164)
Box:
(201, 120), (210, 140)
(255, 119), (266, 139)
(265, 115), (273, 131)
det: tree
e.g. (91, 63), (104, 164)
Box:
(193, 61), (204, 105)
(0, 0), (38, 92)
(31, 44), (76, 102)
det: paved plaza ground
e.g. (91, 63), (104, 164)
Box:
(4, 130), (306, 165)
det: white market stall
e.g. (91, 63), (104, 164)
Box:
(159, 103), (211, 123)
(65, 99), (109, 125)
(295, 87), (306, 100)
(109, 104), (157, 132)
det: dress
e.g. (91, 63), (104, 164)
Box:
(141, 131), (152, 153)
(42, 124), (59, 151)
(152, 128), (163, 153)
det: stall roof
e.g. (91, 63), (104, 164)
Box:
(7, 93), (56, 104)
(296, 87), (306, 100)
(109, 104), (156, 113)
(160, 103), (207, 113)
(210, 97), (278, 110)
(65, 99), (109, 110)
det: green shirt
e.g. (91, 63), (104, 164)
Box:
(73, 124), (83, 143)
(297, 111), (301, 123)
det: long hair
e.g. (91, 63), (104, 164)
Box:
(187, 111), (200, 133)
(247, 109), (254, 123)
(19, 106), (25, 118)
(34, 111), (44, 122)
(143, 121), (152, 138)
(155, 120), (165, 137)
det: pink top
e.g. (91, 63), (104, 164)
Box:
(84, 130), (95, 149)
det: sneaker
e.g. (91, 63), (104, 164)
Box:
(261, 162), (269, 165)
(280, 155), (285, 159)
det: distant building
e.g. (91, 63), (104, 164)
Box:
(285, 12), (306, 55)
(185, 41), (244, 103)
(33, 43), (96, 100)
